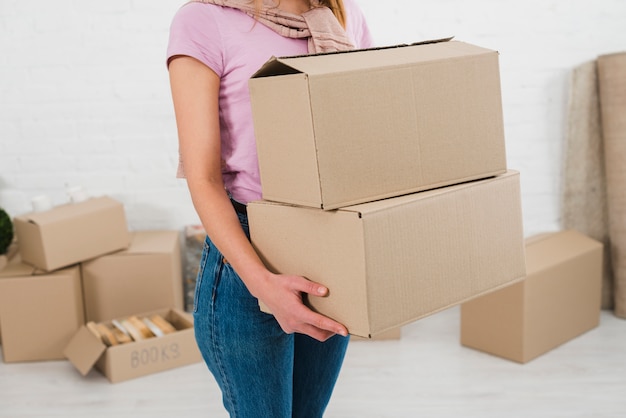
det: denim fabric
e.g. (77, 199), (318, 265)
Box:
(193, 212), (349, 418)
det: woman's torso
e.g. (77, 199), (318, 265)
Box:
(167, 1), (374, 203)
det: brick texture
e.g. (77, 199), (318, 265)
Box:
(1, 0), (625, 234)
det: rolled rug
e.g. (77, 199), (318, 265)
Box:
(597, 52), (626, 318)
(562, 60), (614, 309)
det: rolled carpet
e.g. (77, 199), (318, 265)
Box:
(562, 60), (613, 309)
(597, 52), (626, 318)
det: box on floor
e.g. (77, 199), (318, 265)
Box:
(249, 39), (507, 210)
(64, 308), (201, 383)
(249, 171), (526, 338)
(460, 229), (603, 363)
(13, 196), (130, 272)
(81, 230), (184, 322)
(0, 254), (84, 363)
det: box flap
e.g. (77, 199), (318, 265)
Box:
(15, 196), (122, 226)
(251, 56), (305, 78)
(63, 326), (107, 376)
(251, 38), (490, 79)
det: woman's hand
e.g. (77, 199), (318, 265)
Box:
(253, 272), (349, 342)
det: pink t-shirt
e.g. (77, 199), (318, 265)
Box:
(167, 1), (374, 204)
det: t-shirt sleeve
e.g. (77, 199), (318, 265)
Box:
(166, 3), (224, 76)
(344, 0), (375, 49)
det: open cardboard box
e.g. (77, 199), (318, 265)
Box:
(13, 196), (130, 272)
(249, 39), (507, 210)
(250, 171), (526, 338)
(64, 308), (202, 383)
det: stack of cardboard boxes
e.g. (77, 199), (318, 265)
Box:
(247, 39), (528, 338)
(0, 196), (201, 383)
(1, 39), (599, 383)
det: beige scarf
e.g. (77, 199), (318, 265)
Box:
(189, 0), (354, 53)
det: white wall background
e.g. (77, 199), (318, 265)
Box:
(1, 0), (625, 236)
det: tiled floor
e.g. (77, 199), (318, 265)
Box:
(1, 307), (625, 417)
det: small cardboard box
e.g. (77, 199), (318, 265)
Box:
(81, 230), (184, 322)
(64, 308), (202, 383)
(249, 171), (526, 338)
(0, 257), (84, 362)
(249, 39), (507, 210)
(13, 196), (130, 271)
(460, 230), (603, 363)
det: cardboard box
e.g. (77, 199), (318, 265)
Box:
(249, 39), (507, 210)
(64, 308), (202, 383)
(460, 230), (603, 363)
(0, 256), (84, 362)
(13, 196), (130, 271)
(0, 241), (19, 343)
(81, 230), (184, 322)
(249, 171), (526, 338)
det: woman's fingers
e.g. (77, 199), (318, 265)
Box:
(268, 276), (348, 340)
(302, 309), (349, 339)
(288, 274), (330, 298)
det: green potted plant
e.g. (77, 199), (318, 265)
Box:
(0, 208), (14, 270)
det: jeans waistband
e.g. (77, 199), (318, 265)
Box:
(230, 197), (247, 216)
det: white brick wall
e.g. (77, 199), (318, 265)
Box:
(1, 0), (625, 235)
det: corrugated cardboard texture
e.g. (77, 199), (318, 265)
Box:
(249, 171), (526, 337)
(461, 230), (603, 363)
(0, 265), (84, 363)
(81, 230), (183, 322)
(250, 40), (507, 209)
(13, 196), (130, 271)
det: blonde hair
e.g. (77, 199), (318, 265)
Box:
(319, 0), (347, 28)
(253, 0), (347, 28)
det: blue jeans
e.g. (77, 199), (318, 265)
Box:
(193, 212), (349, 418)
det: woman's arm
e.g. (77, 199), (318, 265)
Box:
(168, 56), (348, 341)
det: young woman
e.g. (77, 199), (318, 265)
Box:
(167, 1), (373, 416)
